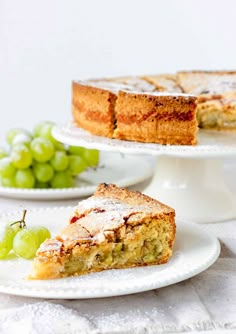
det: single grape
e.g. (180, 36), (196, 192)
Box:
(0, 147), (8, 159)
(68, 155), (87, 176)
(82, 149), (100, 167)
(15, 169), (35, 188)
(34, 121), (54, 137)
(9, 222), (22, 236)
(33, 121), (60, 146)
(9, 209), (29, 237)
(1, 176), (16, 187)
(54, 142), (67, 152)
(0, 157), (16, 178)
(7, 128), (32, 146)
(50, 151), (69, 171)
(31, 226), (51, 245)
(13, 229), (39, 259)
(68, 146), (85, 156)
(50, 171), (74, 188)
(0, 225), (15, 259)
(11, 133), (32, 147)
(11, 144), (32, 169)
(33, 162), (54, 183)
(35, 181), (49, 189)
(30, 137), (54, 162)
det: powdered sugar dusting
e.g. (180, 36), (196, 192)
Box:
(179, 72), (236, 95)
(75, 79), (195, 98)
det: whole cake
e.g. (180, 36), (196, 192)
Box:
(30, 183), (176, 279)
(72, 70), (236, 145)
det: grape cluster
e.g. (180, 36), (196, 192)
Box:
(0, 121), (100, 188)
(0, 210), (51, 259)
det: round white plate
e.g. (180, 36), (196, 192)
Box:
(0, 207), (220, 299)
(0, 153), (153, 200)
(53, 123), (236, 158)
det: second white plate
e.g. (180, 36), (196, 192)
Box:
(0, 153), (153, 200)
(0, 207), (220, 299)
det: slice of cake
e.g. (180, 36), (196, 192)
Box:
(113, 90), (198, 145)
(72, 80), (198, 145)
(30, 183), (176, 280)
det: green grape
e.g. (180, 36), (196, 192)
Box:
(34, 121), (54, 137)
(7, 128), (32, 146)
(68, 146), (85, 156)
(1, 176), (16, 187)
(68, 155), (87, 176)
(0, 157), (16, 178)
(31, 226), (51, 245)
(8, 222), (22, 236)
(83, 149), (100, 167)
(54, 142), (66, 152)
(30, 137), (54, 162)
(0, 147), (7, 159)
(0, 225), (15, 259)
(13, 229), (39, 259)
(50, 171), (74, 188)
(11, 144), (32, 169)
(11, 133), (32, 147)
(50, 151), (69, 171)
(33, 121), (60, 146)
(35, 181), (49, 189)
(15, 169), (35, 188)
(33, 162), (54, 183)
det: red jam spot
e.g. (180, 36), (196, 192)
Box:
(70, 216), (79, 224)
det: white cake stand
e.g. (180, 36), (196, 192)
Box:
(53, 123), (236, 223)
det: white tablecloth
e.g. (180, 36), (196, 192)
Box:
(0, 163), (235, 334)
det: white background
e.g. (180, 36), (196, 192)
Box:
(0, 0), (236, 143)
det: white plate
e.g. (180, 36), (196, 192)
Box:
(0, 207), (220, 299)
(0, 153), (153, 200)
(53, 123), (236, 158)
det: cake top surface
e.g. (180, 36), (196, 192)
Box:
(74, 79), (138, 93)
(74, 79), (196, 99)
(118, 89), (196, 100)
(37, 184), (175, 253)
(142, 74), (183, 93)
(177, 71), (236, 95)
(74, 70), (236, 97)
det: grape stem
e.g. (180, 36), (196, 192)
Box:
(10, 209), (27, 228)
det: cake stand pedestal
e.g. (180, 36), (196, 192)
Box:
(145, 157), (236, 223)
(53, 124), (236, 223)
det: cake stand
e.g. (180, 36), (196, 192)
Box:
(53, 123), (236, 223)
